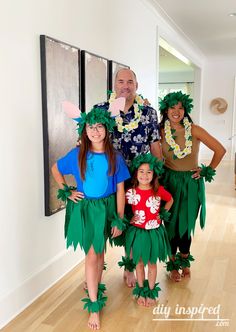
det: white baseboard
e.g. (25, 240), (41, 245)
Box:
(0, 249), (84, 329)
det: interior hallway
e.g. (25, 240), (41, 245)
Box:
(2, 161), (236, 332)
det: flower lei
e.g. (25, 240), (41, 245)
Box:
(164, 117), (192, 159)
(108, 92), (144, 133)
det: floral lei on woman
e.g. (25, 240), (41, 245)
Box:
(108, 92), (144, 133)
(164, 117), (192, 159)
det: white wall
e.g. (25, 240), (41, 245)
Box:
(201, 56), (236, 160)
(0, 0), (208, 328)
(159, 71), (195, 83)
(106, 0), (160, 104)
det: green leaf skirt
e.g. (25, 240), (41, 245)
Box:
(162, 168), (206, 239)
(125, 224), (171, 266)
(64, 194), (118, 254)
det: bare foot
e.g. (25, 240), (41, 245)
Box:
(88, 312), (100, 330)
(137, 296), (146, 306)
(182, 267), (191, 278)
(123, 270), (136, 287)
(145, 297), (156, 307)
(169, 270), (181, 282)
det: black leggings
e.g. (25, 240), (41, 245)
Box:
(170, 231), (191, 256)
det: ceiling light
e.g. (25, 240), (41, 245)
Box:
(228, 13), (236, 17)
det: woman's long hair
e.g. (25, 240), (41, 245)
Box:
(78, 126), (116, 181)
(132, 167), (159, 194)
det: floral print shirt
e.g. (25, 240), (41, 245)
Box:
(95, 102), (160, 167)
(125, 186), (172, 229)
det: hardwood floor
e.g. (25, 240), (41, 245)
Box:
(2, 161), (236, 332)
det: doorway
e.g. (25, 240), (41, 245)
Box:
(158, 38), (201, 124)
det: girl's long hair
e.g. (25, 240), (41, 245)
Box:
(132, 167), (159, 194)
(78, 126), (116, 181)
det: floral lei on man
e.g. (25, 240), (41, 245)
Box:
(164, 117), (192, 159)
(108, 92), (144, 133)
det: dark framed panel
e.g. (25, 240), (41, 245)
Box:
(108, 60), (130, 91)
(81, 51), (109, 113)
(40, 35), (80, 216)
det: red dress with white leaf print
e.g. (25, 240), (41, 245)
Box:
(125, 186), (172, 230)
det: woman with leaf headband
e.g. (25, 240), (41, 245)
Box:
(52, 105), (130, 330)
(159, 91), (225, 282)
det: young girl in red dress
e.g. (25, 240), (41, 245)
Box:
(125, 153), (173, 306)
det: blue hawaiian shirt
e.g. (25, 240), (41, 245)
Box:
(95, 102), (160, 167)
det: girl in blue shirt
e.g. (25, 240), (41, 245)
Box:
(52, 107), (130, 330)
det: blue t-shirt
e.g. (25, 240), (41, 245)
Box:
(57, 147), (130, 199)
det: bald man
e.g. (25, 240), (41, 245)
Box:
(96, 68), (162, 166)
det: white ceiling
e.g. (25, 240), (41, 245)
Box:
(150, 0), (236, 57)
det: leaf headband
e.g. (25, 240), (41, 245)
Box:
(159, 91), (193, 114)
(77, 108), (117, 135)
(62, 97), (126, 136)
(130, 153), (164, 177)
